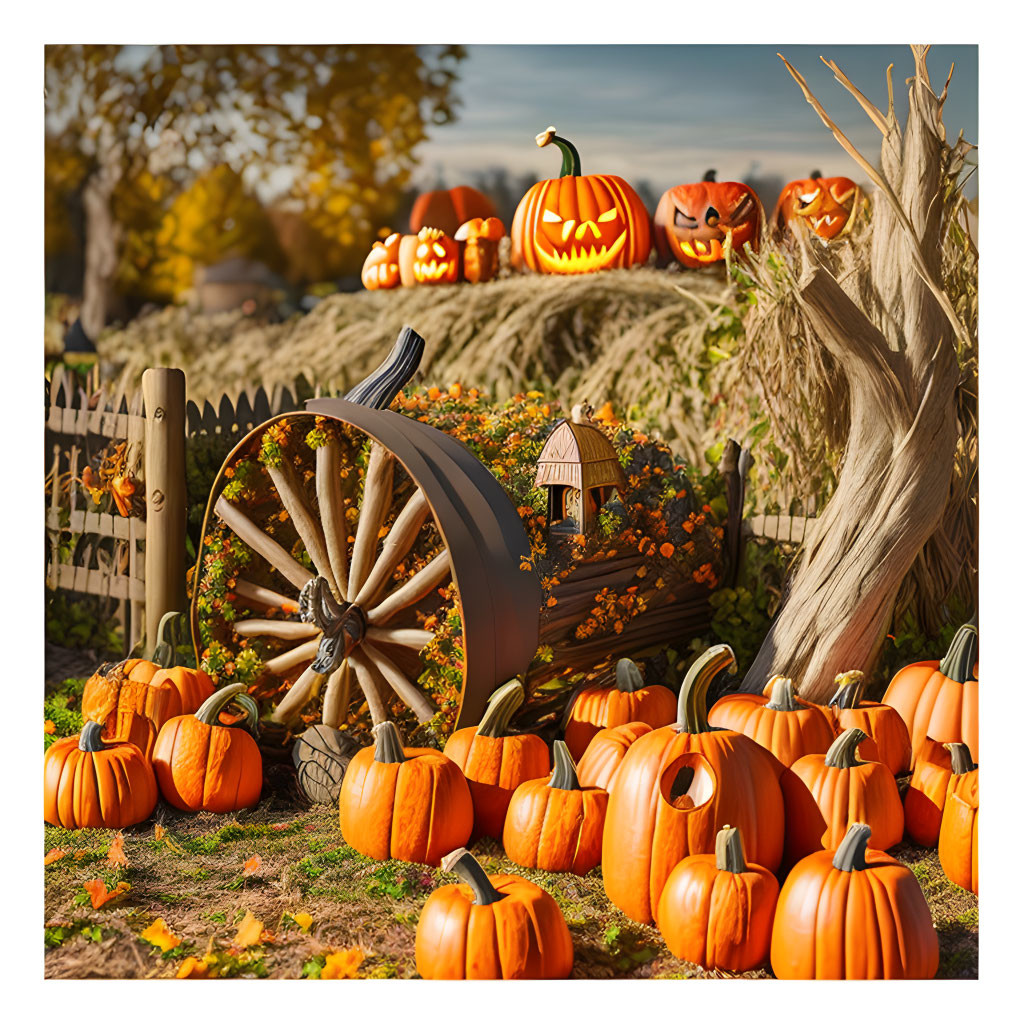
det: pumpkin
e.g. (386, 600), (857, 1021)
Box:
(708, 675), (834, 767)
(563, 658), (676, 761)
(773, 171), (861, 240)
(292, 724), (361, 805)
(576, 720), (653, 792)
(510, 127), (651, 275)
(415, 847), (573, 979)
(443, 679), (550, 839)
(781, 727), (904, 863)
(656, 825), (779, 973)
(502, 740), (607, 875)
(360, 232), (403, 290)
(151, 683), (263, 814)
(44, 721), (158, 829)
(653, 171), (761, 268)
(937, 744), (978, 894)
(904, 737), (955, 847)
(825, 669), (912, 775)
(399, 227), (461, 286)
(339, 720), (472, 866)
(601, 645), (786, 925)
(770, 822), (939, 979)
(454, 217), (505, 284)
(883, 618), (978, 766)
(410, 185), (498, 237)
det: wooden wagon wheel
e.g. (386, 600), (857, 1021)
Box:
(191, 328), (540, 734)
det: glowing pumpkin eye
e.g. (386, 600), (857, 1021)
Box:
(433, 243), (447, 257)
(542, 209), (562, 223)
(417, 244), (429, 257)
(797, 190), (820, 209)
(597, 209), (619, 222)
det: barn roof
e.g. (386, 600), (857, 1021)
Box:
(534, 419), (627, 493)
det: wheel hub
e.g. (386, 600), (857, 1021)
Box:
(299, 576), (367, 675)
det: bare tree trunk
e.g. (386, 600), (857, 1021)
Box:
(80, 143), (123, 340)
(741, 47), (973, 702)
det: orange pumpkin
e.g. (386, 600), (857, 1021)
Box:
(339, 720), (472, 866)
(151, 683), (263, 814)
(454, 217), (505, 283)
(937, 743), (978, 894)
(656, 825), (779, 973)
(360, 232), (403, 290)
(503, 740), (607, 875)
(398, 226), (461, 286)
(410, 185), (498, 237)
(443, 679), (550, 840)
(825, 669), (912, 776)
(781, 727), (904, 864)
(601, 645), (786, 925)
(773, 172), (861, 240)
(510, 127), (651, 275)
(708, 675), (834, 767)
(883, 619), (978, 766)
(904, 737), (955, 847)
(44, 721), (158, 829)
(576, 720), (652, 792)
(563, 658), (676, 761)
(415, 847), (573, 979)
(653, 171), (761, 268)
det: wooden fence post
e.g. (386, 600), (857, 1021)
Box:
(719, 438), (753, 589)
(143, 368), (186, 652)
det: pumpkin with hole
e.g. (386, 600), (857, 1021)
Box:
(576, 720), (653, 792)
(825, 669), (911, 775)
(770, 822), (938, 979)
(151, 683), (263, 814)
(45, 721), (158, 829)
(602, 645), (785, 925)
(564, 658), (676, 761)
(656, 825), (779, 973)
(410, 185), (498, 238)
(773, 172), (862, 240)
(503, 741), (607, 875)
(340, 721), (472, 866)
(904, 737), (955, 847)
(443, 679), (550, 839)
(360, 232), (403, 290)
(415, 847), (573, 980)
(937, 743), (978, 893)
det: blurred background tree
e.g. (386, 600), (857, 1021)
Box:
(45, 44), (466, 334)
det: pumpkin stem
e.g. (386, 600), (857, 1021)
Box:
(441, 847), (507, 906)
(79, 719), (108, 752)
(824, 727), (867, 768)
(764, 676), (800, 711)
(937, 621), (978, 684)
(832, 822), (872, 872)
(194, 682), (260, 737)
(828, 670), (866, 710)
(475, 679), (525, 738)
(151, 610), (181, 669)
(676, 645), (736, 734)
(703, 169), (717, 182)
(715, 825), (748, 873)
(535, 126), (582, 177)
(809, 168), (822, 179)
(549, 740), (581, 791)
(615, 658), (645, 694)
(372, 721), (407, 764)
(945, 742), (976, 775)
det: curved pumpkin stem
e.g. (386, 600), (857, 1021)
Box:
(79, 719), (108, 752)
(828, 669), (866, 710)
(441, 847), (507, 906)
(715, 825), (748, 873)
(194, 682), (260, 737)
(764, 676), (800, 712)
(535, 127), (581, 178)
(824, 727), (867, 768)
(615, 658), (645, 694)
(703, 169), (717, 182)
(151, 610), (182, 669)
(945, 742), (976, 775)
(373, 721), (407, 764)
(937, 620), (978, 684)
(833, 822), (872, 872)
(676, 645), (736, 734)
(475, 679), (525, 738)
(549, 740), (581, 791)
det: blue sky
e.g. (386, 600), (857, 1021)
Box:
(412, 44), (978, 199)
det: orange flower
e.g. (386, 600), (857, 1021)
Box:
(320, 947), (365, 979)
(44, 719), (56, 734)
(682, 521), (695, 533)
(427, 386), (441, 401)
(659, 542), (675, 558)
(546, 596), (557, 608)
(450, 382), (463, 399)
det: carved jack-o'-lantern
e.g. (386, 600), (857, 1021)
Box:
(454, 217), (505, 284)
(773, 172), (861, 241)
(360, 232), (402, 290)
(653, 171), (762, 269)
(399, 227), (461, 286)
(511, 127), (651, 275)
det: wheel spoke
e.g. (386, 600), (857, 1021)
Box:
(215, 495), (313, 592)
(267, 460), (337, 596)
(234, 619), (320, 640)
(263, 638), (322, 675)
(316, 440), (350, 601)
(272, 663), (325, 723)
(364, 627), (435, 652)
(234, 578), (300, 613)
(348, 646), (389, 726)
(347, 442), (394, 598)
(322, 661), (351, 729)
(352, 488), (430, 608)
(366, 549), (452, 626)
(361, 640), (437, 723)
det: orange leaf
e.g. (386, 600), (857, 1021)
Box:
(44, 848), (68, 865)
(140, 917), (181, 952)
(320, 947), (365, 979)
(291, 912), (313, 932)
(107, 832), (128, 869)
(176, 956), (210, 979)
(659, 542), (675, 558)
(233, 910), (265, 948)
(83, 879), (131, 909)
(154, 824), (166, 841)
(241, 854), (262, 877)
(44, 720), (56, 735)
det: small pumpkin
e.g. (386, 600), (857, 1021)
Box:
(781, 727), (904, 863)
(563, 658), (676, 761)
(770, 822), (939, 980)
(883, 618), (978, 766)
(151, 683), (263, 814)
(773, 171), (861, 240)
(44, 721), (158, 829)
(410, 185), (498, 237)
(399, 227), (461, 286)
(502, 740), (607, 875)
(443, 679), (550, 839)
(360, 232), (403, 290)
(339, 721), (472, 866)
(656, 825), (779, 973)
(454, 217), (505, 284)
(653, 170), (761, 268)
(825, 669), (912, 775)
(708, 675), (834, 767)
(415, 847), (573, 979)
(937, 743), (978, 893)
(510, 127), (651, 275)
(904, 737), (955, 847)
(291, 724), (361, 805)
(576, 720), (653, 792)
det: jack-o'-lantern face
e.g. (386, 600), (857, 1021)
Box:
(454, 217), (505, 284)
(360, 232), (402, 290)
(654, 175), (762, 269)
(411, 227), (460, 284)
(773, 175), (861, 240)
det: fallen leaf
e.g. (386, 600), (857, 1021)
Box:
(141, 917), (181, 952)
(107, 832), (128, 869)
(292, 912), (313, 932)
(154, 824), (166, 841)
(320, 947), (365, 979)
(73, 851), (88, 860)
(233, 910), (266, 948)
(83, 879), (131, 909)
(176, 956), (211, 979)
(44, 848), (68, 865)
(241, 854), (262, 877)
